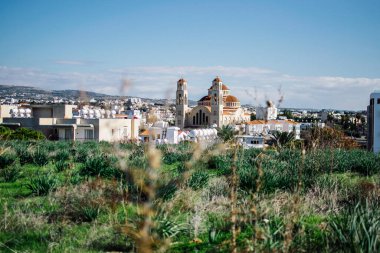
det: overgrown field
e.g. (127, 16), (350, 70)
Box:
(1, 140), (380, 252)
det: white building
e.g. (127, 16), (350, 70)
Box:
(245, 120), (301, 139)
(368, 91), (380, 153)
(256, 102), (278, 121)
(236, 135), (265, 149)
(139, 123), (217, 145)
(1, 104), (140, 142)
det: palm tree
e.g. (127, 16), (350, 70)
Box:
(217, 125), (237, 142)
(270, 131), (295, 148)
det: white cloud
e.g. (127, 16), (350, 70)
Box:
(54, 60), (87, 65)
(0, 65), (379, 110)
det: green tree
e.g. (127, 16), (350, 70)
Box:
(217, 125), (237, 142)
(281, 109), (293, 119)
(270, 131), (295, 149)
(11, 128), (46, 140)
(0, 126), (13, 140)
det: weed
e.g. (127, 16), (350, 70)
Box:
(26, 173), (59, 195)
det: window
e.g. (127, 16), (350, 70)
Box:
(178, 120), (181, 125)
(378, 98), (380, 104)
(85, 129), (93, 139)
(64, 129), (72, 140)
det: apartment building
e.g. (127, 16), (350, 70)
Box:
(1, 104), (139, 142)
(368, 91), (380, 153)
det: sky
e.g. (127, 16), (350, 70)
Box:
(0, 0), (380, 110)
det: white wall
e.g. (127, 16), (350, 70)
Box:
(371, 92), (380, 153)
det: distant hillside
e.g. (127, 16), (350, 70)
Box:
(0, 84), (197, 105)
(0, 84), (120, 100)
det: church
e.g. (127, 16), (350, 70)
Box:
(175, 76), (250, 129)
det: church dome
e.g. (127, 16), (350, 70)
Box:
(225, 95), (239, 103)
(199, 95), (211, 102)
(177, 78), (187, 84)
(208, 84), (230, 90)
(213, 76), (222, 82)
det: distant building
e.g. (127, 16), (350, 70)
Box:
(368, 91), (380, 153)
(256, 102), (278, 121)
(175, 77), (250, 129)
(245, 119), (301, 139)
(0, 105), (18, 122)
(236, 135), (265, 149)
(1, 104), (139, 142)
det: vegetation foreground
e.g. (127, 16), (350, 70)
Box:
(1, 139), (380, 252)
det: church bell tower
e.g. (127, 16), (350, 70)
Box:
(176, 78), (188, 129)
(210, 76), (224, 127)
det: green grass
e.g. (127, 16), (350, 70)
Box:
(1, 140), (380, 252)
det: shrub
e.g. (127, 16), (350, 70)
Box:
(154, 214), (186, 239)
(80, 206), (101, 222)
(128, 155), (148, 169)
(54, 149), (70, 162)
(26, 173), (58, 195)
(0, 126), (13, 140)
(1, 161), (22, 182)
(0, 149), (18, 168)
(187, 170), (209, 190)
(53, 180), (122, 223)
(207, 155), (231, 175)
(81, 154), (120, 178)
(73, 142), (99, 163)
(11, 128), (46, 140)
(32, 146), (49, 166)
(54, 160), (71, 172)
(328, 203), (380, 253)
(157, 179), (178, 200)
(13, 142), (33, 165)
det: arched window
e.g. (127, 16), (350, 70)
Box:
(196, 113), (199, 125)
(193, 116), (195, 125)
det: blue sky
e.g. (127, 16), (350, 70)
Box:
(1, 0), (380, 110)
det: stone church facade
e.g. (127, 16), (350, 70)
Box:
(176, 77), (250, 129)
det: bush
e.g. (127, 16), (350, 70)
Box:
(55, 160), (71, 172)
(157, 179), (178, 200)
(154, 214), (186, 239)
(13, 142), (33, 165)
(128, 155), (148, 169)
(328, 203), (380, 253)
(54, 149), (70, 162)
(32, 147), (49, 166)
(1, 160), (22, 182)
(10, 128), (46, 140)
(207, 155), (231, 175)
(26, 173), (58, 195)
(187, 170), (209, 190)
(80, 206), (101, 222)
(81, 154), (120, 178)
(0, 149), (18, 168)
(53, 180), (122, 223)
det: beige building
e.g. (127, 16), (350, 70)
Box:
(176, 77), (250, 129)
(1, 104), (139, 141)
(0, 105), (18, 123)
